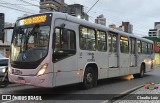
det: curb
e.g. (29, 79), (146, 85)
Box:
(106, 84), (144, 103)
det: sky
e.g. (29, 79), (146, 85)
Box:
(0, 0), (160, 37)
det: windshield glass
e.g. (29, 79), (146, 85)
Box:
(11, 25), (50, 62)
(0, 59), (8, 66)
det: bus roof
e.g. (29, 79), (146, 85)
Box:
(20, 12), (153, 44)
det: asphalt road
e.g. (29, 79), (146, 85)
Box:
(1, 66), (160, 103)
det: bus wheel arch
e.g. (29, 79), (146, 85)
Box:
(82, 63), (98, 89)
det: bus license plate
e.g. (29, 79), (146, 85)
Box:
(18, 80), (25, 84)
(18, 77), (25, 84)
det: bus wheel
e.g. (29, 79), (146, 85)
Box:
(82, 67), (95, 89)
(134, 64), (145, 78)
(139, 64), (145, 78)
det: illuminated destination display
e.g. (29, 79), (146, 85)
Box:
(120, 36), (128, 41)
(18, 15), (47, 26)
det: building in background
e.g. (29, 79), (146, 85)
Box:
(0, 22), (13, 58)
(40, 0), (88, 20)
(148, 29), (157, 37)
(68, 4), (88, 20)
(142, 22), (160, 64)
(40, 0), (68, 13)
(109, 24), (124, 31)
(144, 36), (160, 65)
(148, 22), (160, 38)
(108, 22), (133, 33)
(95, 14), (106, 26)
(122, 22), (133, 34)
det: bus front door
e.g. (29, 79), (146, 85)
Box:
(53, 19), (79, 86)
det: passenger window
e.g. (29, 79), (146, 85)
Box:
(80, 26), (96, 51)
(97, 30), (107, 51)
(130, 38), (136, 54)
(108, 34), (112, 52)
(148, 43), (153, 54)
(112, 35), (117, 53)
(108, 33), (117, 53)
(142, 42), (148, 54)
(53, 28), (76, 62)
(120, 36), (129, 53)
(137, 40), (142, 54)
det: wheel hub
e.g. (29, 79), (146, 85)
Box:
(86, 73), (93, 83)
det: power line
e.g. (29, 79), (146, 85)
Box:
(87, 0), (100, 14)
(17, 0), (39, 7)
(0, 0), (37, 13)
(17, 0), (54, 12)
(0, 3), (34, 6)
(88, 8), (151, 29)
(0, 4), (35, 14)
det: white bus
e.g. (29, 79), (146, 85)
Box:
(7, 12), (154, 89)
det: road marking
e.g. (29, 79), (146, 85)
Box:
(101, 84), (144, 103)
(2, 100), (16, 103)
(119, 84), (144, 95)
(101, 100), (109, 103)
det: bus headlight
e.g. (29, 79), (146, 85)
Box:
(37, 64), (48, 76)
(2, 68), (6, 73)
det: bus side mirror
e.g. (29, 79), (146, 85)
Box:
(0, 13), (4, 43)
(0, 30), (5, 43)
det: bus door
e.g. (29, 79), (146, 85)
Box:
(130, 38), (137, 67)
(137, 40), (145, 71)
(119, 36), (130, 75)
(53, 19), (79, 86)
(108, 32), (118, 68)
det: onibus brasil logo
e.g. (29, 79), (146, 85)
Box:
(144, 82), (159, 90)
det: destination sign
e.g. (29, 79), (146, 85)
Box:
(18, 15), (47, 26)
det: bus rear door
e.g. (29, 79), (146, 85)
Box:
(108, 32), (119, 77)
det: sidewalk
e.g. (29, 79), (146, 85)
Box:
(111, 82), (160, 103)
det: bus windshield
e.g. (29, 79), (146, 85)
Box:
(11, 25), (50, 62)
(11, 14), (52, 64)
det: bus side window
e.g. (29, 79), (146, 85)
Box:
(97, 30), (107, 51)
(53, 28), (76, 62)
(112, 35), (117, 53)
(148, 43), (153, 54)
(142, 42), (148, 54)
(130, 38), (136, 54)
(108, 34), (112, 52)
(80, 26), (96, 51)
(137, 40), (142, 54)
(120, 36), (129, 53)
(55, 28), (61, 49)
(108, 33), (117, 53)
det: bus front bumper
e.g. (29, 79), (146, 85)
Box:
(8, 73), (53, 88)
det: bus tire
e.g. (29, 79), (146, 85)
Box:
(82, 67), (96, 89)
(134, 64), (145, 78)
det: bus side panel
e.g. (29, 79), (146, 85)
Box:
(95, 52), (108, 79)
(119, 53), (130, 76)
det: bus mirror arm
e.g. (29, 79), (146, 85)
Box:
(0, 31), (5, 43)
(52, 32), (56, 49)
